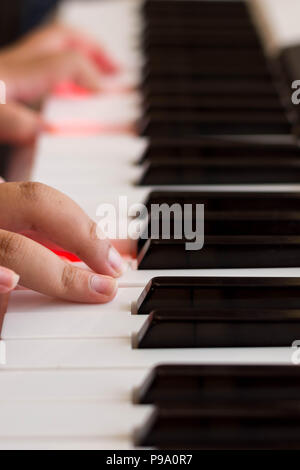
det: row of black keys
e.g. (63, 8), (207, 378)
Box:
(138, 138), (300, 184)
(134, 364), (300, 448)
(136, 190), (300, 269)
(135, 0), (298, 451)
(140, 0), (293, 136)
(133, 276), (300, 348)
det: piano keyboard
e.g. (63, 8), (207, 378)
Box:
(2, 0), (300, 449)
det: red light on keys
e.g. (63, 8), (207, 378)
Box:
(51, 249), (81, 262)
(53, 81), (92, 98)
(47, 122), (135, 136)
(53, 80), (132, 97)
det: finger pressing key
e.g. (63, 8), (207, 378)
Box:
(0, 182), (123, 302)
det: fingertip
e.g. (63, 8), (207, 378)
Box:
(107, 247), (126, 278)
(89, 274), (118, 300)
(0, 267), (20, 293)
(90, 50), (120, 75)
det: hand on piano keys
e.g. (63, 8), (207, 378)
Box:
(0, 181), (125, 303)
(8, 23), (119, 76)
(0, 20), (121, 142)
(4, 0), (300, 452)
(0, 21), (120, 107)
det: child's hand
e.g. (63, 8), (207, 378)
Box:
(5, 23), (119, 75)
(0, 182), (124, 302)
(0, 23), (119, 102)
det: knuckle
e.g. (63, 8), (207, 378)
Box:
(18, 182), (46, 203)
(60, 263), (77, 293)
(88, 220), (99, 241)
(0, 231), (23, 264)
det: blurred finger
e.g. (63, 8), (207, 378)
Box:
(0, 103), (45, 144)
(6, 23), (119, 75)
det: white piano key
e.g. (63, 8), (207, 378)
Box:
(0, 401), (151, 438)
(4, 287), (144, 339)
(62, 263), (300, 290)
(35, 134), (146, 162)
(120, 266), (300, 287)
(0, 369), (147, 401)
(0, 337), (293, 370)
(44, 94), (141, 126)
(32, 163), (141, 187)
(0, 437), (135, 450)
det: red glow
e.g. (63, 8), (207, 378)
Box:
(47, 122), (135, 135)
(52, 249), (81, 262)
(66, 39), (120, 75)
(53, 80), (92, 97)
(52, 80), (132, 97)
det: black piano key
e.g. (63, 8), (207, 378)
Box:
(143, 0), (251, 19)
(134, 405), (300, 449)
(143, 94), (284, 112)
(137, 237), (300, 269)
(140, 138), (299, 163)
(135, 277), (300, 315)
(142, 25), (259, 37)
(140, 111), (291, 137)
(135, 365), (300, 405)
(136, 310), (196, 348)
(137, 210), (300, 253)
(142, 30), (261, 48)
(144, 20), (257, 35)
(135, 308), (300, 348)
(143, 57), (270, 78)
(138, 159), (300, 185)
(143, 78), (280, 96)
(139, 191), (300, 252)
(143, 46), (268, 64)
(143, 190), (300, 213)
(144, 14), (257, 30)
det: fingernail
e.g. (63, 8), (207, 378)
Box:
(108, 246), (125, 275)
(0, 177), (5, 183)
(90, 275), (117, 296)
(0, 268), (19, 292)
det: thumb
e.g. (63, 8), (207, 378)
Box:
(0, 102), (45, 145)
(0, 266), (19, 294)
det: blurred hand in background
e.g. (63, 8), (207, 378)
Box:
(0, 23), (119, 103)
(0, 23), (119, 143)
